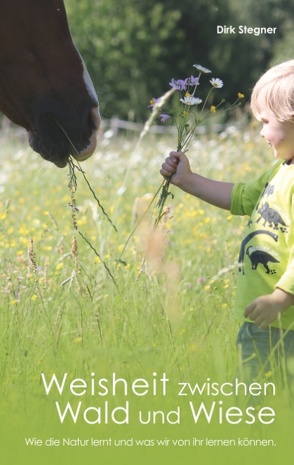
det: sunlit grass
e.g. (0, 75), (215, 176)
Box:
(0, 125), (276, 370)
(0, 124), (292, 454)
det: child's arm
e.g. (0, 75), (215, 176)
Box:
(160, 151), (234, 211)
(244, 289), (294, 328)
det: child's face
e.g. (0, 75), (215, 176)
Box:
(258, 109), (294, 163)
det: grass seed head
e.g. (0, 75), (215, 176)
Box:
(28, 237), (38, 273)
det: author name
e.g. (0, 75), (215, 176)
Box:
(217, 25), (277, 36)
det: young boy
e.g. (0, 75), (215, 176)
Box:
(160, 60), (294, 386)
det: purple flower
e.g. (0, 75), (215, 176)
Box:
(185, 76), (200, 87)
(148, 97), (161, 108)
(169, 78), (187, 91)
(160, 113), (171, 123)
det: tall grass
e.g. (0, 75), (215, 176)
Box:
(0, 124), (293, 463)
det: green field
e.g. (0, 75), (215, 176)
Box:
(0, 125), (293, 464)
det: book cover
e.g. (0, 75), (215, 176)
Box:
(0, 1), (293, 464)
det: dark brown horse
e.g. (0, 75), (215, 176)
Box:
(0, 0), (100, 167)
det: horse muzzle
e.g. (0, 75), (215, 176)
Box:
(28, 106), (100, 168)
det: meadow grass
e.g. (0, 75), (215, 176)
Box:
(0, 124), (293, 463)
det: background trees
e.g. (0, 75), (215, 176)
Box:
(65, 0), (293, 121)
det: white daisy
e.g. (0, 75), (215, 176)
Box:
(180, 95), (202, 106)
(193, 64), (211, 73)
(209, 78), (224, 88)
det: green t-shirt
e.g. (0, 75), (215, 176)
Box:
(230, 161), (294, 329)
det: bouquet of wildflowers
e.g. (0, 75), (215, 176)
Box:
(149, 64), (244, 226)
(118, 64), (244, 268)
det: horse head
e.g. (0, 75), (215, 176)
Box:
(0, 0), (100, 167)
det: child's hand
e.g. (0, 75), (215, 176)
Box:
(160, 151), (233, 209)
(160, 151), (191, 186)
(244, 295), (281, 328)
(244, 289), (294, 328)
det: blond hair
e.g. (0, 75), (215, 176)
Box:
(251, 60), (294, 122)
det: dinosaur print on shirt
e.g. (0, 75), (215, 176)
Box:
(256, 202), (288, 231)
(239, 179), (289, 275)
(232, 161), (294, 329)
